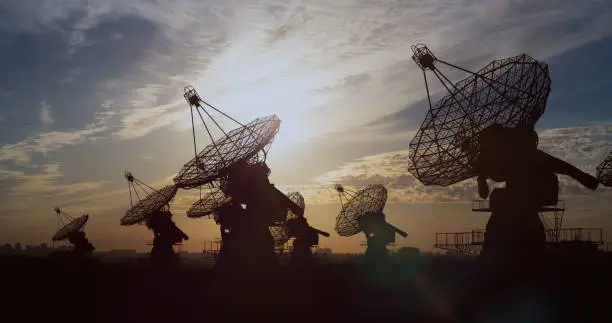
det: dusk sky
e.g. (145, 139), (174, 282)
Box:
(1, 0), (611, 253)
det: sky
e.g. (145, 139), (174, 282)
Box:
(0, 0), (611, 253)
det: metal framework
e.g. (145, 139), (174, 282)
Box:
(407, 43), (551, 186)
(434, 231), (485, 256)
(52, 207), (89, 241)
(435, 209), (605, 256)
(596, 151), (612, 187)
(121, 171), (178, 226)
(202, 239), (223, 260)
(173, 86), (281, 190)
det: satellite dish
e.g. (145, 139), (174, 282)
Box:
(186, 187), (232, 220)
(286, 192), (330, 237)
(407, 44), (601, 266)
(52, 207), (89, 241)
(173, 86), (281, 189)
(334, 184), (407, 240)
(407, 43), (551, 186)
(597, 152), (612, 187)
(52, 207), (95, 256)
(120, 171), (178, 226)
(121, 172), (186, 264)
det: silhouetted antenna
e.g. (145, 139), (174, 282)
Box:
(52, 207), (89, 241)
(269, 224), (290, 247)
(408, 43), (551, 186)
(286, 191), (305, 220)
(286, 191), (330, 237)
(596, 151), (612, 187)
(121, 171), (178, 226)
(186, 187), (232, 220)
(174, 86), (281, 189)
(334, 184), (407, 239)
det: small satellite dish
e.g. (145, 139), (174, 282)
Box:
(173, 86), (281, 189)
(121, 172), (187, 263)
(407, 43), (551, 186)
(286, 191), (329, 236)
(52, 207), (90, 241)
(186, 187), (233, 219)
(120, 171), (178, 226)
(335, 184), (407, 239)
(286, 191), (305, 220)
(596, 151), (612, 187)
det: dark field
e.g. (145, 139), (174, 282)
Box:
(1, 251), (611, 323)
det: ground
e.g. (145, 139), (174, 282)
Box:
(0, 251), (610, 323)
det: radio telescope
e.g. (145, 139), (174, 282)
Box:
(407, 43), (599, 267)
(186, 187), (232, 221)
(284, 192), (330, 268)
(407, 43), (551, 186)
(596, 151), (612, 187)
(335, 184), (407, 261)
(52, 207), (95, 257)
(173, 86), (280, 189)
(186, 187), (240, 250)
(121, 171), (188, 264)
(173, 86), (302, 275)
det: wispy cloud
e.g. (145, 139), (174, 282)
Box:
(59, 67), (84, 84)
(0, 163), (109, 214)
(303, 124), (612, 204)
(0, 125), (107, 165)
(39, 100), (54, 126)
(4, 0), (609, 142)
(0, 100), (115, 165)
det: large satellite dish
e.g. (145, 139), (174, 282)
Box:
(52, 207), (89, 241)
(173, 86), (281, 189)
(334, 184), (407, 238)
(407, 43), (551, 186)
(596, 151), (612, 187)
(120, 172), (178, 226)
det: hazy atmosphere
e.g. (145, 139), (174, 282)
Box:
(1, 0), (611, 253)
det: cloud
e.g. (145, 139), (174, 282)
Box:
(110, 32), (124, 40)
(3, 0), (609, 143)
(0, 125), (108, 165)
(0, 100), (115, 165)
(39, 100), (54, 126)
(538, 124), (612, 170)
(303, 123), (612, 205)
(0, 163), (109, 214)
(59, 67), (84, 84)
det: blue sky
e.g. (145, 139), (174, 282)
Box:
(0, 0), (611, 252)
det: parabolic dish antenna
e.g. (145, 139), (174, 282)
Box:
(268, 190), (307, 246)
(407, 43), (551, 186)
(286, 191), (305, 220)
(173, 86), (281, 189)
(121, 172), (178, 226)
(186, 187), (232, 220)
(596, 151), (612, 187)
(52, 207), (90, 241)
(334, 184), (388, 237)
